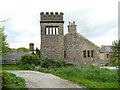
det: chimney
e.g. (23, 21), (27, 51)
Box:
(68, 21), (77, 33)
(29, 43), (34, 52)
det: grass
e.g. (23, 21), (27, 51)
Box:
(8, 72), (27, 88)
(38, 65), (118, 88)
(2, 65), (25, 70)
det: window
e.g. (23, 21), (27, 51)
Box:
(56, 27), (59, 35)
(83, 50), (86, 57)
(106, 54), (109, 58)
(46, 28), (48, 35)
(50, 28), (52, 35)
(64, 51), (66, 58)
(91, 50), (94, 57)
(87, 51), (90, 57)
(83, 50), (94, 58)
(45, 26), (59, 35)
(53, 27), (55, 35)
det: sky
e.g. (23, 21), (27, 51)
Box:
(0, 0), (119, 49)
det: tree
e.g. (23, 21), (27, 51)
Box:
(9, 48), (17, 51)
(111, 40), (120, 66)
(17, 47), (29, 51)
(0, 26), (9, 56)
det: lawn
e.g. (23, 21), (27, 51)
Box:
(2, 65), (25, 70)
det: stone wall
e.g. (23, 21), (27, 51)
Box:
(100, 52), (112, 61)
(64, 23), (100, 67)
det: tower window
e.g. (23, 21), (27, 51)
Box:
(50, 28), (52, 35)
(53, 27), (55, 35)
(45, 26), (59, 35)
(56, 27), (59, 35)
(46, 28), (48, 35)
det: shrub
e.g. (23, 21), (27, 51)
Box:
(40, 58), (74, 68)
(1, 71), (10, 88)
(23, 64), (35, 70)
(8, 73), (26, 88)
(20, 54), (40, 65)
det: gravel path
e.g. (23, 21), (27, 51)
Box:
(7, 70), (82, 88)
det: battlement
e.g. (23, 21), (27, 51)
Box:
(40, 12), (64, 22)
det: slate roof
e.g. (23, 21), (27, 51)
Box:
(2, 51), (30, 60)
(99, 46), (113, 53)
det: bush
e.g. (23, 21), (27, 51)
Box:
(1, 71), (10, 88)
(40, 58), (74, 68)
(8, 73), (26, 88)
(20, 54), (40, 65)
(23, 64), (35, 70)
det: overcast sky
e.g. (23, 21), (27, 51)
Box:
(0, 0), (119, 49)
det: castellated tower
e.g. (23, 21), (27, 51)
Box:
(40, 12), (64, 59)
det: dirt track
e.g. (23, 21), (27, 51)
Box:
(7, 70), (82, 88)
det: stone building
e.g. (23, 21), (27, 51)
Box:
(99, 45), (113, 61)
(40, 12), (100, 66)
(2, 43), (34, 64)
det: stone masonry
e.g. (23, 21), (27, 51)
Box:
(40, 12), (100, 66)
(64, 22), (100, 66)
(40, 12), (64, 59)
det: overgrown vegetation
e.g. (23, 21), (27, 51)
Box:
(1, 70), (10, 88)
(38, 65), (118, 88)
(0, 71), (26, 88)
(0, 26), (10, 57)
(111, 40), (120, 66)
(20, 54), (40, 65)
(40, 58), (74, 69)
(23, 64), (35, 70)
(8, 72), (26, 88)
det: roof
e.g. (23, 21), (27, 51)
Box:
(100, 59), (110, 64)
(99, 46), (113, 53)
(2, 51), (30, 60)
(65, 32), (100, 48)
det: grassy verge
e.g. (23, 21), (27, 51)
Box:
(38, 65), (118, 88)
(2, 65), (25, 70)
(8, 72), (27, 88)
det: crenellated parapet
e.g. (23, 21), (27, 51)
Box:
(40, 12), (64, 23)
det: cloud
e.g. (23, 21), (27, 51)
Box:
(0, 0), (119, 49)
